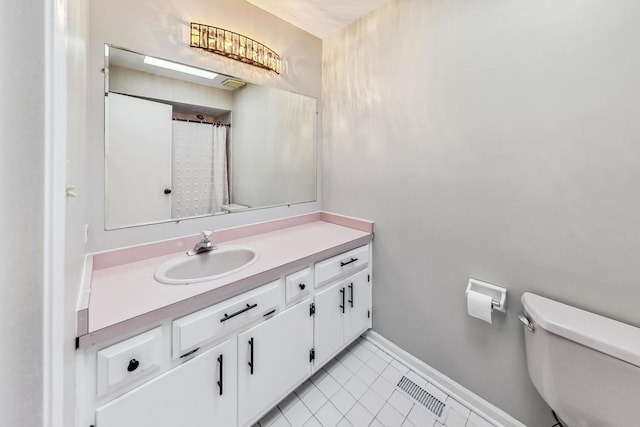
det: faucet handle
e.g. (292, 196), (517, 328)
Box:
(201, 230), (213, 241)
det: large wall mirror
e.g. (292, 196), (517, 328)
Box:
(104, 45), (317, 230)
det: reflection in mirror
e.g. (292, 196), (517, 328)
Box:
(104, 45), (317, 230)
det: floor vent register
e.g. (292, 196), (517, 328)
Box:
(397, 376), (447, 421)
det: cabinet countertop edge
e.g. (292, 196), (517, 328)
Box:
(77, 220), (373, 349)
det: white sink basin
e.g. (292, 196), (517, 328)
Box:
(154, 245), (259, 285)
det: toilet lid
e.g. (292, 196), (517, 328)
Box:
(522, 292), (640, 368)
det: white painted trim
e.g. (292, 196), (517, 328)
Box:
(363, 331), (527, 427)
(76, 255), (93, 313)
(42, 0), (68, 426)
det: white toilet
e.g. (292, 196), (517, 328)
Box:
(519, 292), (640, 427)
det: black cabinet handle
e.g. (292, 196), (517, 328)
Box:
(164, 188), (172, 194)
(348, 283), (354, 308)
(180, 347), (200, 358)
(220, 303), (258, 323)
(217, 354), (223, 396)
(340, 288), (345, 313)
(248, 338), (254, 375)
(340, 257), (358, 267)
(298, 283), (306, 290)
(127, 359), (139, 372)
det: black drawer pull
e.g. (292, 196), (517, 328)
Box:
(217, 354), (223, 396)
(248, 338), (254, 375)
(220, 303), (258, 323)
(180, 347), (200, 358)
(263, 309), (276, 317)
(340, 257), (358, 267)
(340, 287), (345, 313)
(127, 359), (140, 372)
(298, 283), (306, 290)
(348, 283), (354, 308)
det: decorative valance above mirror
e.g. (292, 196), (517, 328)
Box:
(103, 45), (317, 230)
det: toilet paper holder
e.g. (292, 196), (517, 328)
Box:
(465, 278), (507, 313)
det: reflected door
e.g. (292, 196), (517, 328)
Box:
(105, 93), (172, 228)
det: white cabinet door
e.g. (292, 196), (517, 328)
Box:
(96, 339), (236, 427)
(343, 269), (371, 342)
(314, 270), (372, 370)
(105, 93), (173, 228)
(313, 280), (346, 367)
(237, 300), (313, 427)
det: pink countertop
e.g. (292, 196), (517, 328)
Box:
(80, 215), (373, 348)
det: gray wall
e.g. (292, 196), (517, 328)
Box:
(322, 0), (640, 425)
(88, 0), (322, 251)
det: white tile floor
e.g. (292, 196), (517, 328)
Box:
(256, 337), (496, 427)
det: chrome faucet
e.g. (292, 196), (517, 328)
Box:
(186, 230), (216, 256)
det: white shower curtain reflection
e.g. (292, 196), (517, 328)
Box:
(171, 121), (229, 218)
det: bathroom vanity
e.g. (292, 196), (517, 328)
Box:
(76, 213), (374, 427)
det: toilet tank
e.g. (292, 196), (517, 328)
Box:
(521, 293), (640, 427)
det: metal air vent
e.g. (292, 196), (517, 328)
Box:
(397, 376), (447, 420)
(222, 78), (246, 89)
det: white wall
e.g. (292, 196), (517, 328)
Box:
(232, 84), (317, 208)
(109, 65), (233, 111)
(64, 2), (90, 426)
(0, 0), (87, 426)
(322, 0), (640, 425)
(0, 0), (46, 423)
(88, 0), (322, 251)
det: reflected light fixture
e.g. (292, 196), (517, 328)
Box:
(190, 22), (280, 74)
(143, 55), (218, 80)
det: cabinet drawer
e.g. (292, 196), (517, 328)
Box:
(96, 339), (236, 427)
(315, 244), (369, 287)
(285, 267), (312, 304)
(97, 327), (162, 396)
(172, 280), (281, 358)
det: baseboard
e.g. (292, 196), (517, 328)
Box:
(363, 331), (526, 427)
